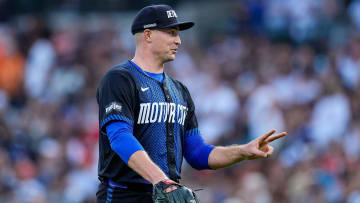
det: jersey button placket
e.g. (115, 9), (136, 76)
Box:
(162, 82), (179, 181)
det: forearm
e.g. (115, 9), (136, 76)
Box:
(106, 122), (169, 184)
(128, 150), (168, 184)
(208, 130), (287, 169)
(208, 145), (246, 169)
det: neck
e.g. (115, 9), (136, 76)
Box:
(132, 51), (164, 74)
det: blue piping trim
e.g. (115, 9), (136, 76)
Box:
(100, 114), (133, 129)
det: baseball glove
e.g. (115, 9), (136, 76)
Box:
(152, 180), (200, 203)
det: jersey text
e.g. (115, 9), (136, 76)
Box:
(137, 102), (187, 125)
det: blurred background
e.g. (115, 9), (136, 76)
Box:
(0, 0), (360, 202)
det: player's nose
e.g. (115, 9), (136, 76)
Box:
(175, 35), (181, 45)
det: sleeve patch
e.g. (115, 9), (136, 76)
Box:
(105, 102), (122, 115)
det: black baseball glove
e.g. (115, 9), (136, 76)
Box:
(152, 180), (200, 203)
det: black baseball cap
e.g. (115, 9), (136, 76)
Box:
(131, 4), (194, 35)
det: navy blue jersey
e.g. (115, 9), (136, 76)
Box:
(96, 60), (198, 184)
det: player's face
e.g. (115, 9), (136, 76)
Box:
(151, 27), (181, 63)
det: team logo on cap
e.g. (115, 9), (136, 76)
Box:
(166, 10), (177, 18)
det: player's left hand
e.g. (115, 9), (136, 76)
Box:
(241, 130), (287, 160)
(152, 180), (200, 203)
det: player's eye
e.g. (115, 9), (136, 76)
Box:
(169, 30), (178, 36)
(161, 29), (179, 37)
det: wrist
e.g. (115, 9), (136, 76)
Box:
(236, 145), (248, 161)
(151, 175), (169, 185)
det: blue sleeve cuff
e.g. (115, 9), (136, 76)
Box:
(184, 128), (215, 170)
(106, 121), (144, 164)
(101, 114), (133, 130)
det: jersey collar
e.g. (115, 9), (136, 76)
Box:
(128, 60), (169, 84)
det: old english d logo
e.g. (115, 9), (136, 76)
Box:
(166, 10), (177, 18)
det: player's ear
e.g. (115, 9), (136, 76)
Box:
(143, 29), (152, 43)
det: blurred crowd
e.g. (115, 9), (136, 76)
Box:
(0, 0), (360, 202)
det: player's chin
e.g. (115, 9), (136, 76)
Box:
(164, 55), (176, 62)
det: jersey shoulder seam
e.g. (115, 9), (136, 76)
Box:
(104, 62), (138, 86)
(98, 61), (138, 99)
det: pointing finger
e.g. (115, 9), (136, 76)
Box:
(265, 132), (287, 143)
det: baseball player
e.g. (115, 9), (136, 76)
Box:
(96, 4), (287, 203)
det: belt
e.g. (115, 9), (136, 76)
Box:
(106, 180), (153, 193)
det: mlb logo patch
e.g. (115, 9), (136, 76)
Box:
(105, 102), (122, 114)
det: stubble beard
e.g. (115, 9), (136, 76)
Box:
(161, 52), (176, 64)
